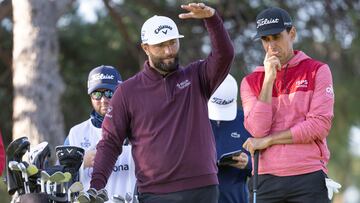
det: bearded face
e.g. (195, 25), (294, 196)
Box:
(142, 38), (180, 74)
(149, 53), (179, 73)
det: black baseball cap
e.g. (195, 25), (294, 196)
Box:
(253, 7), (293, 40)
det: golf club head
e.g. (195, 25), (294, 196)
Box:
(6, 137), (30, 162)
(77, 192), (91, 203)
(55, 145), (84, 183)
(29, 141), (51, 170)
(112, 195), (126, 203)
(87, 188), (98, 201)
(6, 160), (23, 195)
(97, 188), (109, 201)
(125, 192), (133, 203)
(6, 137), (30, 195)
(69, 181), (84, 193)
(49, 171), (66, 183)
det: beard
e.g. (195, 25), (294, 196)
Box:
(150, 54), (179, 73)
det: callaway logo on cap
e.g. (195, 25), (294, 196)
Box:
(141, 15), (184, 45)
(253, 7), (293, 40)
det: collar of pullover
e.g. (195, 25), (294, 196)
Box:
(143, 60), (180, 80)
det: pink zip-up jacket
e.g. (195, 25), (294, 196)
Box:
(240, 51), (334, 176)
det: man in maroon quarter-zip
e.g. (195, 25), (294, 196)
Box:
(90, 3), (234, 203)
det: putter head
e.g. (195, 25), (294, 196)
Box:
(29, 141), (51, 170)
(56, 145), (84, 182)
(6, 137), (30, 195)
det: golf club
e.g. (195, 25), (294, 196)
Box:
(6, 137), (30, 195)
(112, 195), (125, 203)
(28, 141), (51, 170)
(125, 192), (132, 203)
(18, 162), (31, 194)
(97, 188), (109, 202)
(77, 192), (91, 203)
(68, 181), (84, 202)
(253, 150), (259, 203)
(40, 170), (50, 193)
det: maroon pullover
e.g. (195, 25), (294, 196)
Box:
(90, 12), (234, 194)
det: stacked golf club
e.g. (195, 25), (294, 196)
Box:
(5, 137), (98, 203)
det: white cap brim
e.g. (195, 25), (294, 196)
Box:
(146, 35), (184, 45)
(208, 101), (237, 121)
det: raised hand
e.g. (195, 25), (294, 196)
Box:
(179, 3), (215, 19)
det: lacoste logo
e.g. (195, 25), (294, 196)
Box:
(231, 132), (241, 138)
(295, 80), (308, 88)
(177, 79), (191, 89)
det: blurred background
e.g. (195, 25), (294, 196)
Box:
(0, 0), (359, 202)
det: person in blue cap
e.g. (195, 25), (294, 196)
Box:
(64, 65), (136, 202)
(208, 74), (252, 203)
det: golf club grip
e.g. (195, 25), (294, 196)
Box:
(253, 150), (259, 192)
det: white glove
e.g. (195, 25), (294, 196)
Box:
(325, 178), (342, 200)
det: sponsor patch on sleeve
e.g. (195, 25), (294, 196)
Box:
(325, 84), (334, 98)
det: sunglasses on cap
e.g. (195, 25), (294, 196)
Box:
(90, 90), (114, 100)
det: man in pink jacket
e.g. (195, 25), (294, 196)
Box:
(241, 7), (334, 203)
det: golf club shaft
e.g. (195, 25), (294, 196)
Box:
(253, 150), (259, 203)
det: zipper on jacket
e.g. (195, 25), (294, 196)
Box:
(274, 63), (290, 95)
(282, 64), (290, 94)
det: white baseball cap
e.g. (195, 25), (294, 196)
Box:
(208, 74), (238, 121)
(141, 15), (184, 45)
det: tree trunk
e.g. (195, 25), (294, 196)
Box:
(12, 0), (72, 148)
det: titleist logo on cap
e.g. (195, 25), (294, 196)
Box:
(90, 73), (114, 81)
(257, 18), (279, 28)
(210, 97), (234, 105)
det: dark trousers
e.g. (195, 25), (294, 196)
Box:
(248, 170), (330, 203)
(138, 185), (219, 203)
